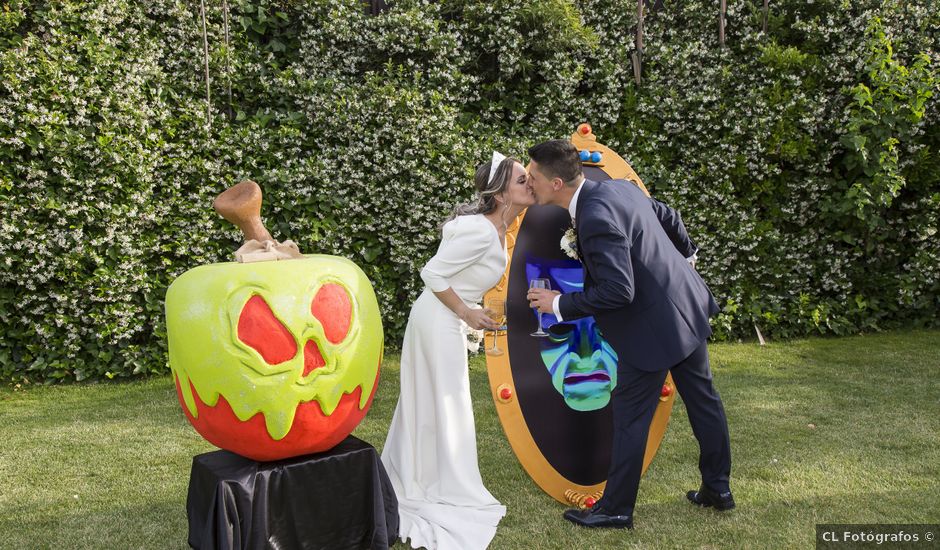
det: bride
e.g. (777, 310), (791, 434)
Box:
(381, 153), (535, 550)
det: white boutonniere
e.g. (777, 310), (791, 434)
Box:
(560, 227), (578, 260)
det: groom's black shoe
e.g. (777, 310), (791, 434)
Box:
(686, 485), (735, 511)
(563, 505), (634, 529)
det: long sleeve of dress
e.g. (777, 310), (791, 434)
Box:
(420, 216), (493, 293)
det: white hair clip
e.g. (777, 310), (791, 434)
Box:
(488, 151), (507, 185)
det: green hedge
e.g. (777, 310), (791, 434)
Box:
(1, 0), (937, 383)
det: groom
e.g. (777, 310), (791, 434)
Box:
(525, 140), (734, 530)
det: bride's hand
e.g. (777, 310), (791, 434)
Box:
(460, 308), (499, 331)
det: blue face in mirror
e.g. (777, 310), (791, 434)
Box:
(526, 259), (618, 411)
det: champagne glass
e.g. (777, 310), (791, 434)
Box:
(529, 278), (551, 337)
(484, 298), (506, 356)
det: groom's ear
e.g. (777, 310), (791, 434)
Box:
(552, 177), (565, 191)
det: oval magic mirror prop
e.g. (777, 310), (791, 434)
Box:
(484, 124), (676, 507)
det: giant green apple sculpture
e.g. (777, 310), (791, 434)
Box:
(166, 181), (383, 461)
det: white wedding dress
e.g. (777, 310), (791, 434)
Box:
(381, 214), (507, 550)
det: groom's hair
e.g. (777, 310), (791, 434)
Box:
(528, 140), (582, 187)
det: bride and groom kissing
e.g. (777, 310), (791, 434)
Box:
(381, 139), (734, 549)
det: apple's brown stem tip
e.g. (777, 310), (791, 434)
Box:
(213, 180), (273, 243)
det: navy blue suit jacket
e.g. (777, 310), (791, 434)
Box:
(558, 179), (720, 372)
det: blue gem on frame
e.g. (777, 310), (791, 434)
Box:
(579, 150), (590, 162)
(590, 151), (602, 163)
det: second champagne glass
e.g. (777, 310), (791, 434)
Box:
(529, 278), (551, 337)
(483, 298), (506, 356)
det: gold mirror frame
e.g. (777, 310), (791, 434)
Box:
(484, 124), (676, 507)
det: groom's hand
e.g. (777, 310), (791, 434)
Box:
(527, 288), (560, 314)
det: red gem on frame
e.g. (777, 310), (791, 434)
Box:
(661, 384), (673, 397)
(238, 295), (297, 364)
(311, 283), (352, 344)
(579, 124), (592, 135)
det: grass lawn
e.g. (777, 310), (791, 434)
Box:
(1, 330), (938, 549)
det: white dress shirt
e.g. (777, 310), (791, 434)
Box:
(550, 180), (585, 321)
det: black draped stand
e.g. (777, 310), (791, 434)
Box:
(186, 435), (399, 550)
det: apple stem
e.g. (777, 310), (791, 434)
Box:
(213, 180), (275, 243)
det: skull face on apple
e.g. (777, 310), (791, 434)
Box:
(165, 180), (384, 461)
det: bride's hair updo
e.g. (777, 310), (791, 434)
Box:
(448, 156), (520, 221)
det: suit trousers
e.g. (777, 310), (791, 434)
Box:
(598, 341), (732, 515)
